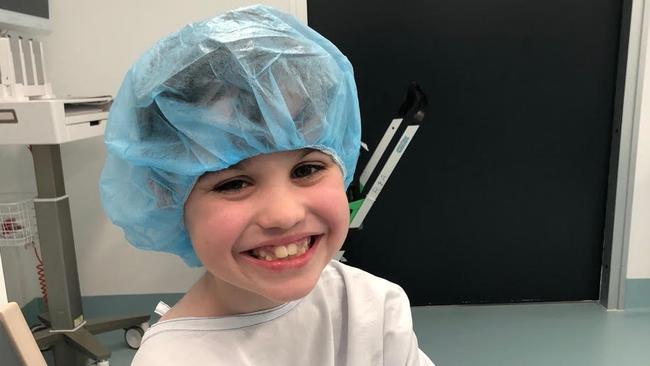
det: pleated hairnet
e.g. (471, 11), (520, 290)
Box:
(99, 5), (361, 266)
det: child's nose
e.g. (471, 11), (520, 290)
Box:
(255, 188), (306, 230)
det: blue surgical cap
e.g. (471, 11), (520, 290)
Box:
(99, 5), (361, 266)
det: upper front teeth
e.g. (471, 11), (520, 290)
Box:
(253, 237), (311, 260)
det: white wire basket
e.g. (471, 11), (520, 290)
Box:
(0, 193), (39, 247)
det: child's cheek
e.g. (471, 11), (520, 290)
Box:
(307, 185), (350, 229)
(191, 202), (252, 259)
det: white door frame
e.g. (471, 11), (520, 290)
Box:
(600, 0), (647, 309)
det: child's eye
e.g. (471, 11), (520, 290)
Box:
(292, 164), (324, 179)
(214, 179), (250, 192)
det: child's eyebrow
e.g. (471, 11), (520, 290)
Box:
(229, 149), (317, 170)
(206, 149), (318, 179)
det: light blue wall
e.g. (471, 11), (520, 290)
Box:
(626, 279), (650, 309)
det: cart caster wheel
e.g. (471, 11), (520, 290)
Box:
(124, 326), (145, 349)
(30, 324), (52, 351)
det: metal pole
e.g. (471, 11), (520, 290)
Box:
(31, 145), (84, 366)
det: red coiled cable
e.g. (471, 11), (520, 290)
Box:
(31, 243), (48, 304)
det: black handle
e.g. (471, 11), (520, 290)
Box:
(396, 82), (427, 124)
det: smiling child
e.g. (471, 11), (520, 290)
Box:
(100, 5), (434, 366)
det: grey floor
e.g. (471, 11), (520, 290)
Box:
(47, 302), (650, 366)
(412, 302), (650, 366)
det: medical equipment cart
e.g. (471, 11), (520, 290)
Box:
(0, 36), (149, 366)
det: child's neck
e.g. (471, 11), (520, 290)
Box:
(161, 272), (284, 321)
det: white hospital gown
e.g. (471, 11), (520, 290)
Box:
(132, 261), (435, 366)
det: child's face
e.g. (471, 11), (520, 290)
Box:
(184, 149), (350, 305)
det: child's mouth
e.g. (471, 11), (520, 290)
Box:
(246, 236), (317, 261)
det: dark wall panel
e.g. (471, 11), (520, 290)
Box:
(309, 0), (624, 305)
